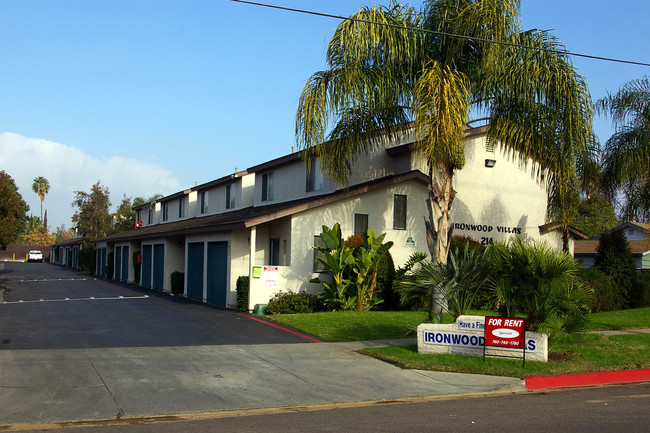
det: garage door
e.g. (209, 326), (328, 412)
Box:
(187, 242), (204, 301)
(153, 244), (164, 291)
(121, 246), (129, 282)
(206, 241), (228, 307)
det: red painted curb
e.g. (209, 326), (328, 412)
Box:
(238, 313), (323, 343)
(525, 369), (650, 390)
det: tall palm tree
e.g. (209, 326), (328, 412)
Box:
(32, 176), (50, 225)
(597, 76), (650, 222)
(295, 0), (593, 262)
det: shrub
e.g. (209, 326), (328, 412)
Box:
(266, 291), (323, 314)
(630, 272), (650, 308)
(78, 247), (96, 273)
(395, 252), (428, 311)
(170, 271), (184, 295)
(376, 251), (398, 310)
(132, 250), (141, 285)
(487, 239), (592, 341)
(582, 266), (624, 312)
(106, 252), (114, 280)
(449, 235), (483, 251)
(312, 223), (393, 311)
(236, 276), (250, 312)
(399, 245), (491, 322)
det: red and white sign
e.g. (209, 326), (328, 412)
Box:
(262, 266), (279, 287)
(484, 316), (525, 349)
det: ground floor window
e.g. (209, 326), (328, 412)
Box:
(354, 213), (369, 236)
(313, 235), (326, 272)
(269, 238), (280, 266)
(393, 194), (407, 230)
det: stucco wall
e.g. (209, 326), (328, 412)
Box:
(246, 178), (431, 307)
(452, 133), (548, 246)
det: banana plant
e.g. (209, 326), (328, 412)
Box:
(311, 223), (355, 310)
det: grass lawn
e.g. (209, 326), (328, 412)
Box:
(585, 307), (650, 330)
(267, 307), (650, 342)
(266, 307), (650, 377)
(360, 333), (650, 377)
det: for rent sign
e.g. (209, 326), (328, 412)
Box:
(484, 317), (525, 349)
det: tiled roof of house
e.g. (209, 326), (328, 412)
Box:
(574, 239), (650, 255)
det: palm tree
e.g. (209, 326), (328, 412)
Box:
(296, 0), (593, 262)
(597, 76), (650, 222)
(32, 176), (50, 225)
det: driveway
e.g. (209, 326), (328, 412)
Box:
(0, 262), (315, 349)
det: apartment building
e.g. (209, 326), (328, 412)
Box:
(95, 126), (570, 310)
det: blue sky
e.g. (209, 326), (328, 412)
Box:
(1, 0), (649, 230)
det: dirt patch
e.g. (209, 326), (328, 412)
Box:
(549, 350), (578, 362)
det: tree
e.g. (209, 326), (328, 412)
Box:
(594, 229), (637, 307)
(20, 224), (53, 246)
(53, 224), (74, 244)
(296, 0), (593, 264)
(570, 195), (619, 238)
(597, 76), (650, 223)
(112, 195), (135, 233)
(31, 176), (50, 226)
(71, 181), (111, 246)
(0, 171), (30, 248)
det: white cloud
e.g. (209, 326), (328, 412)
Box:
(0, 132), (181, 230)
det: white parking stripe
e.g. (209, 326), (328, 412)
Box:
(2, 295), (149, 304)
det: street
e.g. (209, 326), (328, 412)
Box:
(8, 383), (650, 432)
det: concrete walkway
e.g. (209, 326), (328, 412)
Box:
(0, 339), (525, 426)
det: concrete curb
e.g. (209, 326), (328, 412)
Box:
(524, 369), (650, 390)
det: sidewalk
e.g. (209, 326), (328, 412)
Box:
(0, 340), (525, 427)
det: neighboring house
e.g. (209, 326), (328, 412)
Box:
(94, 126), (575, 310)
(574, 222), (650, 270)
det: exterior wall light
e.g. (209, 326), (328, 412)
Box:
(485, 159), (496, 168)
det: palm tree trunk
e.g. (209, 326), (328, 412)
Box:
(425, 163), (455, 265)
(424, 163), (455, 316)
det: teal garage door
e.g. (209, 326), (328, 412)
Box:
(115, 247), (122, 281)
(153, 244), (164, 291)
(206, 242), (228, 307)
(187, 242), (204, 301)
(121, 246), (129, 282)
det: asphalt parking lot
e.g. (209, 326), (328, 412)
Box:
(0, 262), (316, 350)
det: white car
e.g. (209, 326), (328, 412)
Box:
(28, 250), (43, 262)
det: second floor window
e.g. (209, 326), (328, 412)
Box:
(147, 208), (153, 224)
(162, 203), (169, 221)
(262, 172), (274, 202)
(306, 158), (323, 192)
(226, 184), (235, 209)
(200, 191), (208, 214)
(178, 197), (186, 218)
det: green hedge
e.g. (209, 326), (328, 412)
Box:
(266, 291), (323, 314)
(236, 276), (250, 312)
